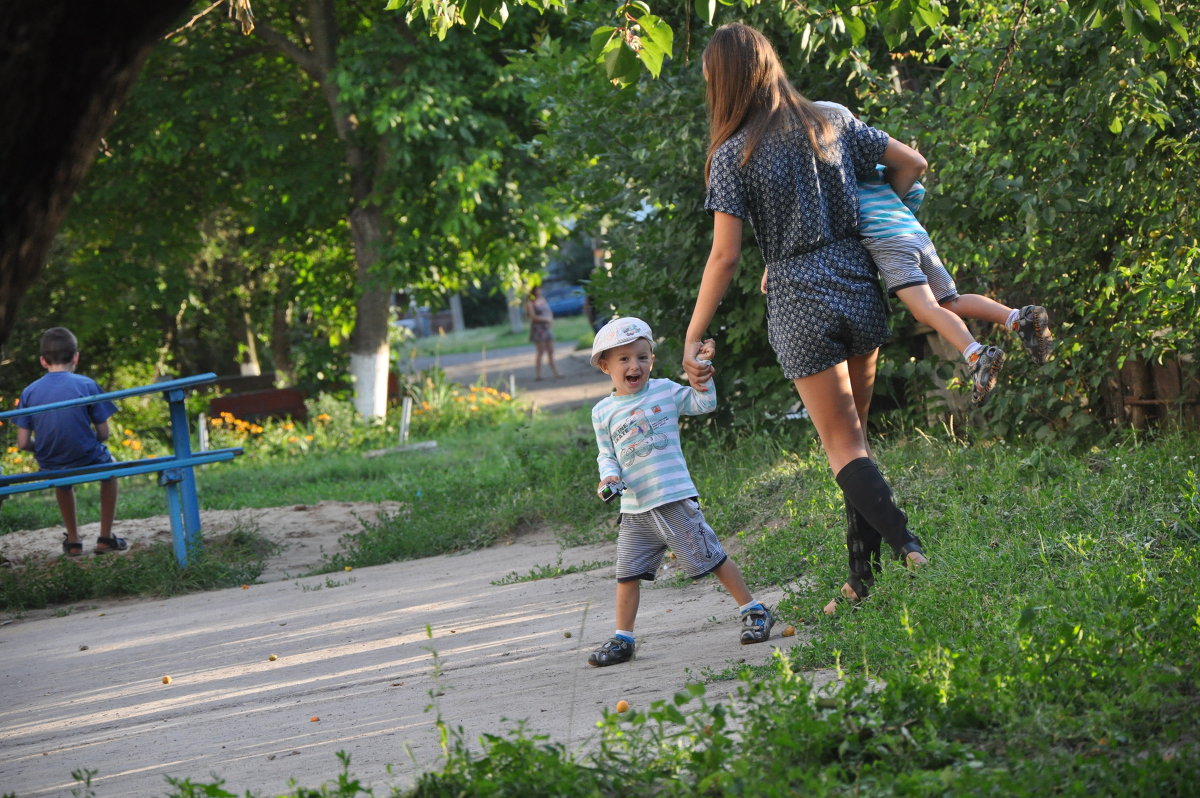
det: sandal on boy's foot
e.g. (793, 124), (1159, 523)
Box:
(969, 346), (1005, 407)
(588, 636), (635, 667)
(1014, 305), (1053, 365)
(739, 605), (775, 645)
(61, 534), (83, 557)
(94, 536), (129, 554)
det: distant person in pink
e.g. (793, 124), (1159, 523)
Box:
(524, 286), (562, 380)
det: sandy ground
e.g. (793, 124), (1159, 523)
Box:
(0, 345), (827, 797)
(0, 510), (819, 797)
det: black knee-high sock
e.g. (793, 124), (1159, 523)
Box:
(844, 496), (881, 598)
(836, 457), (922, 560)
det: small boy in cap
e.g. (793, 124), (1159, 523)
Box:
(586, 317), (773, 667)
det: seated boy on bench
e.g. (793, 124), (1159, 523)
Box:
(16, 327), (126, 556)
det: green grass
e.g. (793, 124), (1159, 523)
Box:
(396, 315), (594, 359)
(8, 401), (1200, 795)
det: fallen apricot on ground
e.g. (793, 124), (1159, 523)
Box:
(310, 716), (320, 722)
(162, 676), (172, 684)
(782, 625), (796, 637)
(269, 654), (278, 661)
(615, 700), (629, 713)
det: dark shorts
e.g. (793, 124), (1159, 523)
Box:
(765, 239), (891, 379)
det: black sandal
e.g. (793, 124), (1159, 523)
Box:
(94, 535), (129, 554)
(61, 534), (83, 557)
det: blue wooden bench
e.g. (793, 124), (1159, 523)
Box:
(0, 373), (241, 566)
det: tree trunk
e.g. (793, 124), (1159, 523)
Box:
(349, 205), (391, 419)
(271, 295), (294, 387)
(0, 0), (192, 346)
(253, 1), (396, 419)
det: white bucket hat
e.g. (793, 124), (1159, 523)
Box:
(590, 317), (655, 368)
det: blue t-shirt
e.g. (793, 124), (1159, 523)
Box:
(17, 372), (117, 470)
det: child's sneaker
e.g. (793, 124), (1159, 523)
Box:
(1014, 305), (1053, 365)
(969, 346), (1005, 407)
(588, 636), (635, 667)
(740, 605), (774, 645)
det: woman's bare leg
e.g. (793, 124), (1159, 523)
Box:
(792, 361), (870, 475)
(795, 356), (925, 615)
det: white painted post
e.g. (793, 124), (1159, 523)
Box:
(197, 413), (209, 452)
(400, 396), (413, 445)
(509, 374), (516, 397)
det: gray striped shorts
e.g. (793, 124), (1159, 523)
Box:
(616, 498), (727, 583)
(862, 232), (958, 302)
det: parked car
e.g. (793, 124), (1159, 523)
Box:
(542, 283), (586, 317)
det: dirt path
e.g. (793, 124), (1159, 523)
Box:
(0, 503), (822, 797)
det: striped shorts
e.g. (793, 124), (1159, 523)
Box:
(615, 498), (727, 583)
(861, 232), (959, 303)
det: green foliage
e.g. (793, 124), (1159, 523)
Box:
(490, 556), (612, 584)
(504, 0), (1199, 443)
(0, 529), (274, 611)
(400, 370), (526, 436)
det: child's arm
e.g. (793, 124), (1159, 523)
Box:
(16, 426), (32, 452)
(94, 419), (110, 443)
(676, 341), (718, 415)
(592, 408), (622, 496)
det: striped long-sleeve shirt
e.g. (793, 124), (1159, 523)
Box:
(591, 378), (716, 514)
(858, 164), (926, 238)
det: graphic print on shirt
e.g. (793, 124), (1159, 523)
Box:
(613, 406), (669, 468)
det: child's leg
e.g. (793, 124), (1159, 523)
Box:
(711, 558), (754, 606)
(895, 285), (977, 354)
(54, 486), (79, 544)
(711, 559), (775, 644)
(98, 477), (118, 539)
(614, 579), (640, 633)
(588, 580), (640, 666)
(940, 294), (1013, 327)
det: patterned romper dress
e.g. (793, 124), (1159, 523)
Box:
(705, 106), (892, 379)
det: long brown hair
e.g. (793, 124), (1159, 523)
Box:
(702, 23), (834, 181)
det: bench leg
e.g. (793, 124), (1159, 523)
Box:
(164, 481), (189, 568)
(161, 466), (203, 567)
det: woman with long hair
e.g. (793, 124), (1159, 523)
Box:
(682, 23), (929, 613)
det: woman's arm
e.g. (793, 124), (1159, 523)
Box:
(683, 211), (743, 388)
(879, 137), (927, 201)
